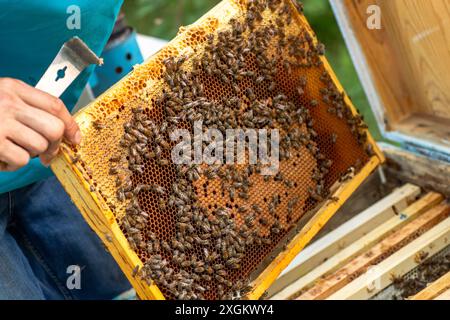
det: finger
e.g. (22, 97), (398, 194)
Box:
(7, 121), (49, 157)
(0, 139), (30, 172)
(39, 138), (62, 167)
(14, 103), (66, 144)
(13, 103), (64, 166)
(10, 79), (81, 144)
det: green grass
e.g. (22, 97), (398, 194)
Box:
(122, 0), (383, 140)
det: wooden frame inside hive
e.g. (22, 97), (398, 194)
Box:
(51, 0), (384, 300)
(268, 186), (450, 300)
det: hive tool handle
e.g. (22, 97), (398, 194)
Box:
(35, 36), (103, 98)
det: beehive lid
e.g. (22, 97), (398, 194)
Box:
(331, 0), (450, 162)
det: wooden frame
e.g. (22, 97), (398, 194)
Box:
(328, 216), (450, 300)
(410, 271), (450, 300)
(297, 202), (450, 300)
(270, 191), (443, 299)
(50, 0), (384, 300)
(380, 143), (450, 196)
(434, 288), (450, 300)
(268, 183), (420, 297)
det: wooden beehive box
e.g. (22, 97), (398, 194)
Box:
(331, 0), (450, 167)
(318, 0), (450, 298)
(265, 0), (450, 300)
(50, 0), (383, 300)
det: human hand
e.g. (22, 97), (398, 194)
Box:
(0, 78), (81, 171)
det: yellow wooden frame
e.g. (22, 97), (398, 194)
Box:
(410, 271), (450, 300)
(50, 0), (384, 300)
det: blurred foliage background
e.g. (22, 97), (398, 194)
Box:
(122, 0), (382, 140)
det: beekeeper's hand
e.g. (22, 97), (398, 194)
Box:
(0, 78), (81, 171)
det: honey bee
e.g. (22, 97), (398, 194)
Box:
(268, 201), (276, 215)
(116, 189), (125, 202)
(270, 224), (281, 234)
(390, 273), (404, 285)
(201, 274), (212, 282)
(109, 155), (121, 163)
(105, 233), (113, 243)
(273, 171), (283, 182)
(245, 88), (256, 101)
(238, 206), (248, 214)
(139, 211), (149, 218)
(316, 43), (326, 56)
(133, 184), (150, 195)
(132, 265), (140, 277)
(238, 191), (249, 200)
(129, 164), (144, 174)
(158, 158), (170, 166)
(268, 82), (276, 91)
(194, 266), (205, 274)
(366, 144), (375, 156)
(258, 216), (268, 226)
(127, 236), (137, 250)
(414, 251), (429, 264)
(93, 119), (106, 130)
(225, 257), (241, 270)
(329, 196), (339, 203)
(124, 191), (134, 200)
(284, 179), (294, 188)
(69, 153), (81, 164)
(153, 185), (166, 195)
(244, 215), (255, 227)
(308, 186), (324, 202)
(339, 166), (355, 182)
(310, 99), (319, 107)
(331, 132), (338, 144)
(255, 75), (265, 84)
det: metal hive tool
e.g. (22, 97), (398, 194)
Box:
(51, 0), (384, 300)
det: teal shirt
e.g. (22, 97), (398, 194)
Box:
(0, 0), (123, 194)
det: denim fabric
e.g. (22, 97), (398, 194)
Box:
(0, 176), (131, 299)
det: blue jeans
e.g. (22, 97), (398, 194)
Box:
(0, 176), (131, 299)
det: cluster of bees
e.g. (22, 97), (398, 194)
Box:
(318, 71), (373, 155)
(104, 0), (372, 300)
(391, 252), (450, 299)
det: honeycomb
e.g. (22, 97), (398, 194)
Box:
(61, 0), (378, 300)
